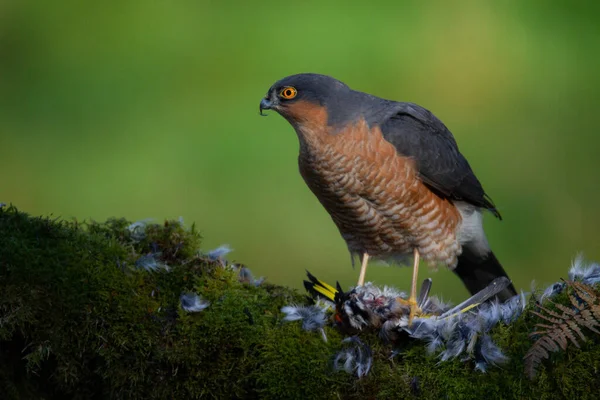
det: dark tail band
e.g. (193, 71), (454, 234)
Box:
(452, 248), (517, 302)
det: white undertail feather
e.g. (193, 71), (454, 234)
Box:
(455, 201), (490, 258)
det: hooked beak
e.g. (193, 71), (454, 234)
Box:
(259, 97), (273, 116)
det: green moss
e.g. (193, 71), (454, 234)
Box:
(0, 205), (599, 399)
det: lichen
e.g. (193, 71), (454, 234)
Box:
(0, 205), (599, 399)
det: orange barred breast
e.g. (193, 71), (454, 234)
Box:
(292, 102), (463, 267)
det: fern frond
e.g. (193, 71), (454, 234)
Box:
(524, 281), (600, 379)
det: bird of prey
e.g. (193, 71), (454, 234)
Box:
(259, 73), (516, 319)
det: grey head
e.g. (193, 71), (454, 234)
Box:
(260, 73), (396, 127)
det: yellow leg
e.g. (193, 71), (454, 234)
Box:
(398, 248), (421, 325)
(357, 253), (370, 286)
(408, 248), (420, 323)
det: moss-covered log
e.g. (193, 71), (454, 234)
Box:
(0, 206), (599, 399)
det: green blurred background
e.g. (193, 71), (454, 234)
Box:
(1, 1), (599, 301)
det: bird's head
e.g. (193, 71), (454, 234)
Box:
(259, 73), (353, 128)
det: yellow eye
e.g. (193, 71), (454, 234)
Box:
(279, 86), (297, 100)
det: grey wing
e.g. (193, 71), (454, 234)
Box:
(379, 102), (501, 219)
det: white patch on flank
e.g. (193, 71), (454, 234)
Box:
(455, 201), (490, 257)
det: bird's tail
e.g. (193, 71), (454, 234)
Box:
(303, 270), (341, 302)
(452, 247), (517, 302)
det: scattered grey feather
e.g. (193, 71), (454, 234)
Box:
(464, 320), (481, 351)
(438, 315), (458, 341)
(540, 256), (600, 302)
(127, 219), (152, 242)
(540, 282), (565, 302)
(180, 293), (210, 312)
(569, 255), (600, 286)
(236, 265), (265, 286)
(477, 301), (502, 332)
(380, 318), (403, 342)
(207, 245), (233, 263)
(408, 317), (448, 354)
(334, 336), (372, 378)
(426, 335), (444, 354)
(475, 334), (508, 371)
(388, 349), (401, 359)
(409, 376), (421, 397)
(499, 291), (527, 324)
(439, 322), (467, 362)
(281, 303), (329, 333)
(135, 254), (168, 272)
(474, 361), (488, 373)
(380, 285), (408, 299)
(237, 265), (253, 282)
(319, 328), (328, 342)
(407, 318), (437, 341)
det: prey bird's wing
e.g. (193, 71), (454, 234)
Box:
(378, 102), (501, 219)
(417, 278), (432, 309)
(439, 276), (511, 318)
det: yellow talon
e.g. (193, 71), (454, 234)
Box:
(397, 297), (421, 325)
